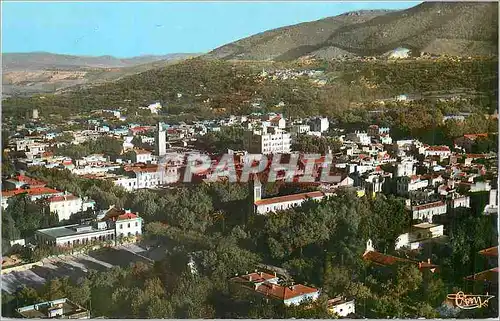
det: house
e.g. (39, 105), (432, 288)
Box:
(424, 146), (451, 158)
(454, 133), (488, 152)
(363, 239), (438, 273)
(48, 193), (96, 221)
(396, 175), (429, 196)
(35, 208), (142, 247)
(395, 223), (445, 250)
(230, 271), (320, 307)
(346, 131), (371, 145)
(327, 297), (356, 317)
(252, 178), (326, 215)
(16, 298), (90, 319)
(483, 189), (498, 215)
(395, 160), (416, 177)
(2, 187), (64, 209)
(290, 124), (311, 136)
(269, 116), (286, 129)
(132, 149), (153, 163)
(243, 126), (291, 154)
(367, 125), (390, 137)
(112, 163), (179, 191)
(447, 194), (471, 209)
(309, 117), (329, 133)
(407, 200), (447, 222)
(2, 173), (47, 190)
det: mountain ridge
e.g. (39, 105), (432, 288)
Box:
(2, 52), (199, 71)
(207, 2), (498, 61)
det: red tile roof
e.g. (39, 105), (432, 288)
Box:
(103, 207), (139, 221)
(479, 246), (498, 257)
(7, 175), (46, 187)
(363, 251), (413, 266)
(130, 126), (153, 134)
(48, 195), (79, 202)
(117, 213), (139, 220)
(134, 149), (152, 155)
(426, 146), (451, 152)
(255, 282), (319, 301)
(464, 267), (499, 282)
(413, 201), (445, 211)
(463, 133), (488, 140)
(231, 272), (277, 284)
(466, 154), (487, 159)
(2, 187), (62, 198)
(254, 191), (324, 206)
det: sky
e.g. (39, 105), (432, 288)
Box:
(2, 1), (421, 58)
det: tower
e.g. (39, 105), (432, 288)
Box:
(155, 122), (166, 157)
(252, 176), (262, 203)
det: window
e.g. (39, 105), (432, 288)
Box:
(127, 223), (130, 228)
(135, 222), (138, 227)
(119, 224), (123, 229)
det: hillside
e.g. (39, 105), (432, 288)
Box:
(2, 52), (200, 96)
(207, 2), (498, 60)
(3, 56), (497, 122)
(2, 52), (196, 71)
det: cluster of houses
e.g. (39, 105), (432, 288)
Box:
(2, 109), (498, 317)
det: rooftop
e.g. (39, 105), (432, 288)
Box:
(16, 298), (90, 319)
(36, 223), (110, 239)
(363, 250), (413, 266)
(2, 187), (63, 198)
(230, 272), (278, 285)
(478, 246), (498, 257)
(413, 222), (440, 229)
(48, 194), (80, 203)
(464, 267), (499, 283)
(255, 282), (319, 301)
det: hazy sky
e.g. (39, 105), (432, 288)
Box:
(2, 1), (421, 57)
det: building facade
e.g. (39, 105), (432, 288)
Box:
(244, 126), (291, 154)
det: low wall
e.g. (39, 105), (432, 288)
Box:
(1, 261), (43, 274)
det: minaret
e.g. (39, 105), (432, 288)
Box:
(253, 175), (262, 203)
(155, 122), (166, 157)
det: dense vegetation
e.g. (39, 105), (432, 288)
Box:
(2, 166), (497, 318)
(3, 58), (497, 119)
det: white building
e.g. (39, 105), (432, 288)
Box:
(133, 149), (153, 163)
(16, 298), (90, 319)
(252, 180), (326, 215)
(112, 164), (179, 191)
(231, 271), (320, 307)
(408, 200), (447, 222)
(290, 124), (311, 135)
(48, 194), (96, 221)
(35, 208), (143, 247)
(155, 122), (167, 157)
(309, 117), (329, 133)
(448, 194), (471, 209)
(395, 223), (445, 250)
(346, 131), (371, 145)
(396, 160), (416, 177)
(397, 176), (429, 196)
(244, 126), (291, 154)
(327, 297), (356, 317)
(424, 146), (451, 158)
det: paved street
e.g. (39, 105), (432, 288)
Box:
(1, 246), (152, 294)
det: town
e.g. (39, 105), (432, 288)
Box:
(1, 101), (498, 318)
(1, 1), (499, 319)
